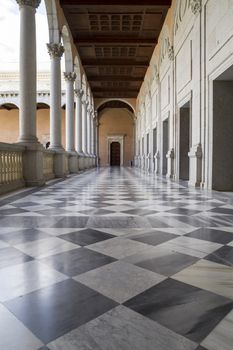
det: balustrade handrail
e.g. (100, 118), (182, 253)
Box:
(0, 142), (25, 151)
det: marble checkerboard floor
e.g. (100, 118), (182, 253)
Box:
(0, 167), (233, 350)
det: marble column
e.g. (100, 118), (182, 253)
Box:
(87, 106), (91, 155)
(47, 42), (66, 177)
(74, 89), (84, 170)
(47, 43), (64, 150)
(64, 72), (76, 152)
(64, 72), (78, 173)
(16, 0), (45, 186)
(82, 100), (88, 155)
(74, 89), (83, 154)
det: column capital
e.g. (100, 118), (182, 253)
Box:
(168, 45), (174, 61)
(74, 89), (84, 98)
(191, 0), (201, 15)
(16, 0), (41, 8)
(47, 43), (64, 59)
(64, 72), (77, 83)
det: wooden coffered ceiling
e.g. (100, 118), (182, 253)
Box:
(59, 0), (171, 98)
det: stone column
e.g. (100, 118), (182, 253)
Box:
(74, 89), (83, 154)
(82, 100), (87, 154)
(87, 106), (91, 155)
(64, 72), (76, 152)
(64, 72), (78, 173)
(75, 89), (84, 171)
(47, 42), (66, 177)
(16, 0), (45, 186)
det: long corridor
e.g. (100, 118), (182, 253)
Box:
(0, 168), (233, 350)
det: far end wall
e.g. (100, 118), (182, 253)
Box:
(98, 108), (135, 167)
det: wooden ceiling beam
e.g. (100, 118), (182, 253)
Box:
(75, 37), (156, 45)
(89, 75), (143, 81)
(83, 59), (149, 66)
(92, 88), (138, 92)
(60, 0), (171, 5)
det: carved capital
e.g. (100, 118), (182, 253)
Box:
(47, 43), (64, 59)
(168, 45), (174, 61)
(191, 0), (201, 15)
(16, 0), (41, 8)
(74, 89), (83, 98)
(64, 72), (77, 82)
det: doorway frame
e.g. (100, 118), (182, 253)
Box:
(107, 135), (124, 166)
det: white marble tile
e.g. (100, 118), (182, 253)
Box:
(74, 260), (165, 303)
(0, 304), (42, 350)
(87, 237), (152, 259)
(202, 309), (233, 350)
(173, 259), (233, 299)
(0, 260), (67, 302)
(40, 228), (83, 236)
(15, 237), (79, 259)
(159, 236), (222, 258)
(0, 240), (10, 249)
(48, 305), (197, 350)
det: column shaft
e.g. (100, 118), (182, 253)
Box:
(47, 43), (64, 149)
(64, 72), (76, 152)
(75, 90), (83, 153)
(18, 0), (40, 142)
(82, 101), (88, 154)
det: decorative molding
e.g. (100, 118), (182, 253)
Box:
(16, 0), (41, 8)
(190, 0), (201, 15)
(64, 72), (77, 83)
(47, 43), (64, 59)
(74, 89), (83, 99)
(168, 45), (174, 61)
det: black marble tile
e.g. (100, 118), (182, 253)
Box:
(38, 347), (50, 350)
(11, 202), (40, 208)
(185, 228), (233, 244)
(5, 279), (118, 344)
(0, 228), (50, 245)
(195, 347), (208, 350)
(135, 251), (198, 276)
(205, 245), (233, 267)
(0, 208), (30, 215)
(124, 278), (233, 342)
(40, 248), (116, 276)
(130, 230), (177, 246)
(54, 216), (88, 228)
(209, 207), (233, 215)
(0, 247), (33, 269)
(123, 209), (158, 216)
(59, 229), (115, 246)
(166, 208), (202, 215)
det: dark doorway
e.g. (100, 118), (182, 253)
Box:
(179, 102), (191, 181)
(213, 73), (233, 190)
(110, 142), (121, 166)
(162, 119), (169, 175)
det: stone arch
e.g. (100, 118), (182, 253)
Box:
(74, 56), (82, 90)
(82, 74), (87, 100)
(44, 0), (60, 43)
(61, 25), (73, 72)
(96, 98), (136, 115)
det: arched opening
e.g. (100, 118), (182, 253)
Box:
(0, 103), (19, 143)
(97, 100), (135, 167)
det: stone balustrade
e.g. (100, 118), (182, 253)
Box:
(43, 150), (55, 180)
(0, 142), (95, 196)
(0, 142), (25, 194)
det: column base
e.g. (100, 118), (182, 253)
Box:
(50, 147), (67, 178)
(166, 148), (175, 179)
(154, 151), (160, 174)
(188, 144), (202, 188)
(17, 141), (45, 187)
(67, 151), (78, 173)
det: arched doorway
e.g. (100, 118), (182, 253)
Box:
(110, 142), (121, 166)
